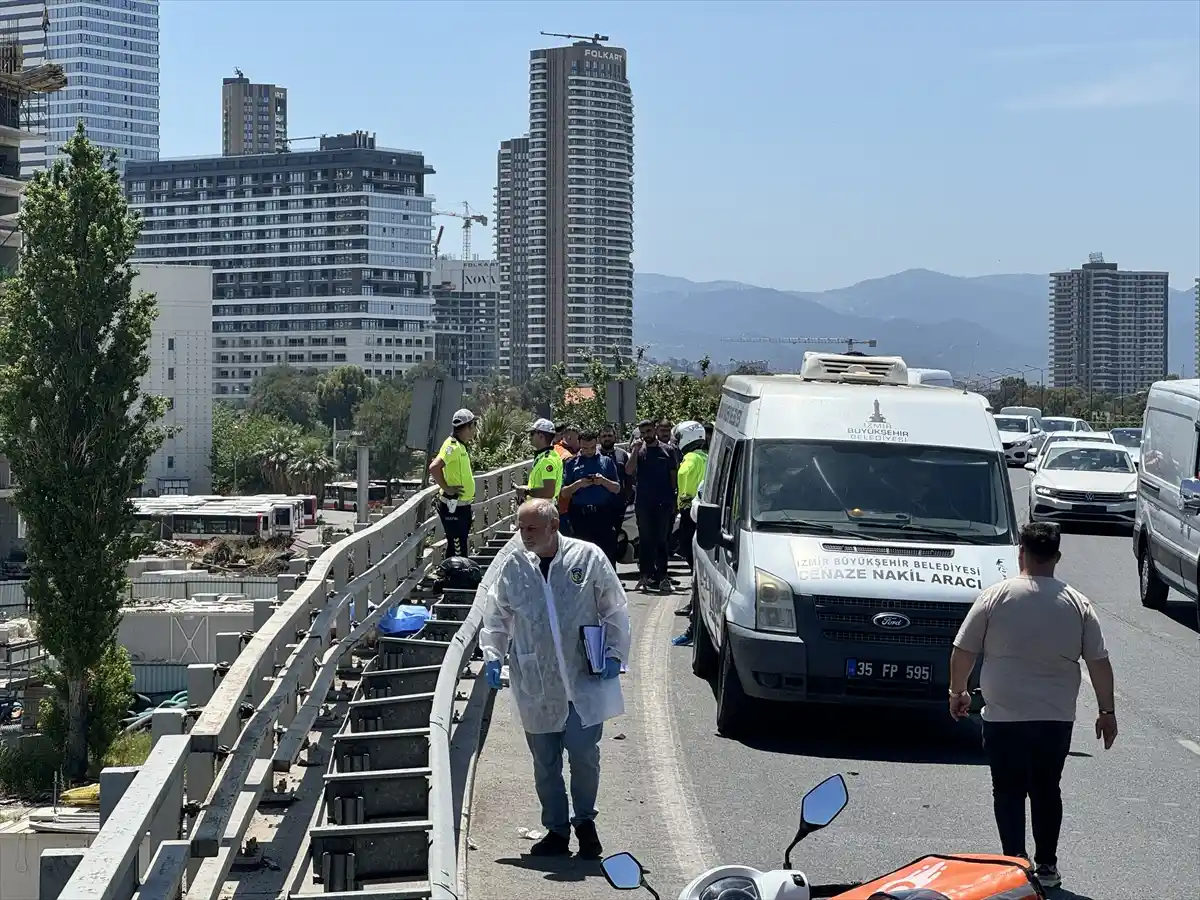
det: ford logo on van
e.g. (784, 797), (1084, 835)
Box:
(872, 612), (911, 630)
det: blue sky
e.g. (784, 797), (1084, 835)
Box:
(162, 0), (1200, 292)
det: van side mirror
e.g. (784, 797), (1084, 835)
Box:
(695, 502), (722, 551)
(1023, 462), (1037, 472)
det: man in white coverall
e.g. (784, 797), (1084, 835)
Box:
(479, 498), (631, 859)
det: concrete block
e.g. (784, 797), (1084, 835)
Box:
(38, 848), (84, 900)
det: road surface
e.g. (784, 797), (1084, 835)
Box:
(466, 468), (1200, 900)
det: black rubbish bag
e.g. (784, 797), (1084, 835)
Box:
(436, 556), (483, 590)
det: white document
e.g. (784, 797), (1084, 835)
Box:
(580, 624), (628, 675)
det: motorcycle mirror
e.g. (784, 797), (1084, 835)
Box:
(601, 852), (648, 891)
(801, 773), (849, 828)
(783, 774), (850, 869)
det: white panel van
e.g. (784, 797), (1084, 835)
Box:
(1134, 379), (1200, 612)
(692, 352), (1019, 737)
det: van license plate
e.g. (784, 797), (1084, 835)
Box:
(845, 659), (932, 682)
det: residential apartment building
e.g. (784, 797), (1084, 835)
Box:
(432, 256), (499, 383)
(0, 263), (213, 561)
(135, 264), (213, 496)
(519, 40), (634, 381)
(123, 132), (437, 400)
(1194, 277), (1198, 380)
(222, 72), (287, 156)
(495, 135), (530, 381)
(2, 0), (159, 176)
(1048, 253), (1169, 395)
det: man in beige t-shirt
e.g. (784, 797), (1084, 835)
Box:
(949, 522), (1117, 892)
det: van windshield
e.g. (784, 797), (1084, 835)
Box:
(751, 440), (1013, 545)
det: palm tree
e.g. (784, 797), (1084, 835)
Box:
(470, 404), (531, 471)
(287, 438), (337, 498)
(258, 433), (298, 492)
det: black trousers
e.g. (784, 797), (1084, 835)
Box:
(676, 506), (696, 572)
(982, 719), (1073, 867)
(636, 503), (674, 582)
(571, 505), (617, 562)
(437, 500), (473, 559)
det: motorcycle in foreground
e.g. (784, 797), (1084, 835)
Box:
(600, 774), (1047, 900)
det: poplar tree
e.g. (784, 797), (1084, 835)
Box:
(0, 125), (168, 777)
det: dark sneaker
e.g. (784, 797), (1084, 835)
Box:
(529, 829), (571, 857)
(644, 580), (660, 592)
(1034, 865), (1061, 890)
(674, 603), (692, 617)
(658, 578), (676, 594)
(671, 631), (693, 647)
(574, 820), (603, 859)
(635, 578), (651, 591)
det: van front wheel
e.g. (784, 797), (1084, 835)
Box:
(715, 630), (754, 738)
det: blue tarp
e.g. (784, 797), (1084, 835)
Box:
(378, 604), (432, 636)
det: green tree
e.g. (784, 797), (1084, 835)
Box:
(249, 365), (320, 428)
(470, 403), (533, 471)
(317, 365), (375, 430)
(400, 360), (451, 388)
(353, 381), (417, 478)
(210, 403), (293, 493)
(40, 642), (135, 771)
(0, 125), (166, 777)
(286, 437), (337, 498)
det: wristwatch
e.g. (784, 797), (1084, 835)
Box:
(1098, 709), (1116, 715)
(948, 689), (970, 698)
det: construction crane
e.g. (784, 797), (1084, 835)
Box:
(540, 30), (609, 43)
(433, 202), (488, 260)
(730, 336), (878, 354)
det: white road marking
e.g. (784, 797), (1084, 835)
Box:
(1178, 739), (1200, 757)
(635, 595), (716, 881)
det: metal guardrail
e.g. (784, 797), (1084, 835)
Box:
(45, 457), (533, 900)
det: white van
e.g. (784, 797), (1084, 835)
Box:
(1134, 379), (1200, 613)
(907, 367), (954, 388)
(692, 352), (1020, 737)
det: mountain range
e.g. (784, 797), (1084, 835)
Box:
(633, 270), (1197, 379)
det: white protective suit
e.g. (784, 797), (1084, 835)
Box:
(479, 535), (631, 734)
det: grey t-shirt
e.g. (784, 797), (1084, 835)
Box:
(954, 575), (1108, 723)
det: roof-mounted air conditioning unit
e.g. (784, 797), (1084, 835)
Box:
(799, 352), (909, 385)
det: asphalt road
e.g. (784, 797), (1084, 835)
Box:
(661, 467), (1199, 900)
(466, 470), (1199, 900)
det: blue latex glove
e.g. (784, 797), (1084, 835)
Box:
(484, 660), (504, 690)
(601, 657), (622, 680)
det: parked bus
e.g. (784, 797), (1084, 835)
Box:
(322, 481), (390, 512)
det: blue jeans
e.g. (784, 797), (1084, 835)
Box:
(524, 703), (603, 837)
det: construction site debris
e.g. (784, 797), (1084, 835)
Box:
(148, 537), (296, 576)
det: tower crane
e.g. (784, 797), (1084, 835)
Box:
(729, 336), (878, 355)
(540, 31), (609, 43)
(433, 202), (488, 260)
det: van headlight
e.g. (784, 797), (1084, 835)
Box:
(755, 568), (796, 634)
(1126, 492), (1137, 501)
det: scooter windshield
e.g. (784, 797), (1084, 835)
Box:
(699, 877), (759, 900)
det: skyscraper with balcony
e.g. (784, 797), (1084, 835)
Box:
(520, 39), (634, 381)
(495, 135), (530, 381)
(222, 72), (287, 156)
(1048, 253), (1169, 395)
(2, 0), (159, 176)
(123, 132), (437, 400)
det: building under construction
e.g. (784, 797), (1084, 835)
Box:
(0, 30), (65, 274)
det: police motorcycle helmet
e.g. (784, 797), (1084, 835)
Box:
(674, 420), (706, 453)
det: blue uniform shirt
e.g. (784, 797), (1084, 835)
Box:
(564, 453), (619, 509)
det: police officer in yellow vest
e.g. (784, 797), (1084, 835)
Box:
(671, 421), (708, 646)
(429, 408), (476, 558)
(524, 418), (564, 502)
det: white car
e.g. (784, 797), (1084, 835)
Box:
(994, 414), (1039, 466)
(1109, 427), (1142, 468)
(1032, 429), (1113, 463)
(1039, 416), (1093, 434)
(1025, 441), (1137, 527)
